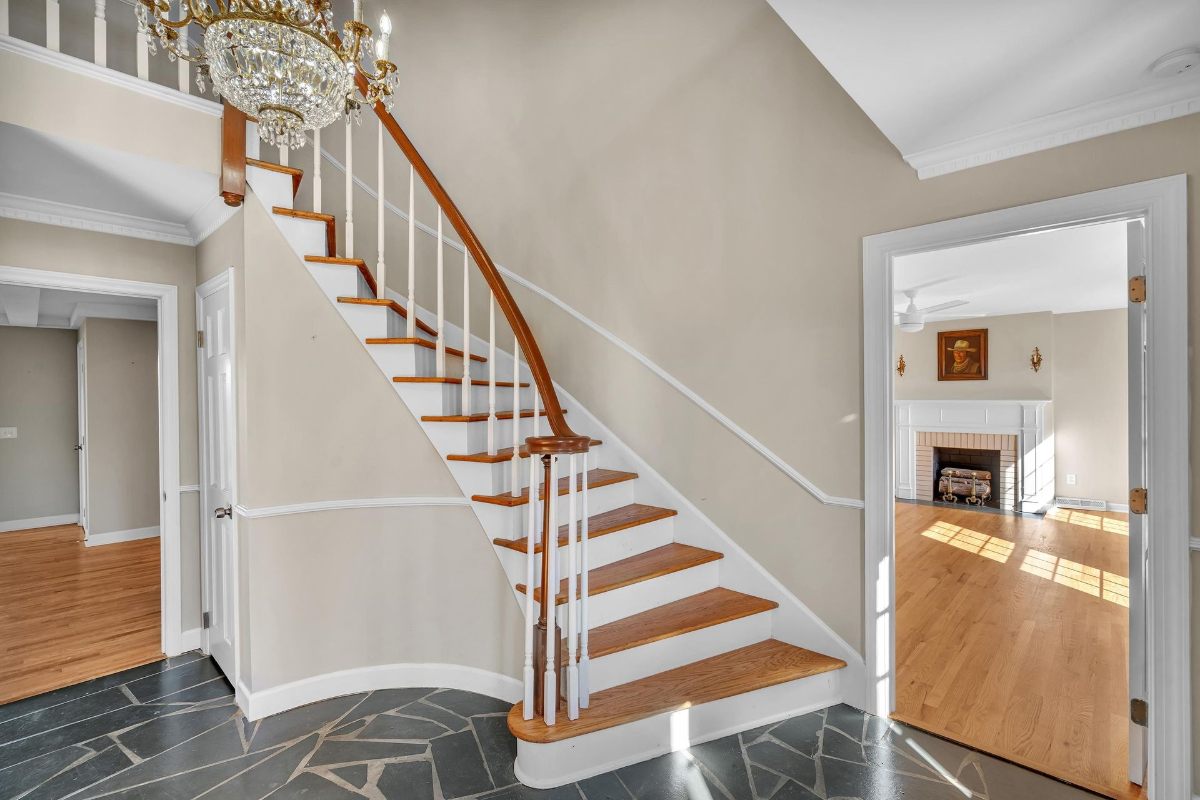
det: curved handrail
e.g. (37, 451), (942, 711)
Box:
(354, 73), (584, 450)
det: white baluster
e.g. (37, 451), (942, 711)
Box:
(461, 249), (470, 415)
(511, 344), (521, 497)
(532, 384), (541, 438)
(312, 128), (322, 214)
(543, 454), (558, 726)
(93, 0), (106, 66)
(0, 0), (9, 37)
(435, 211), (445, 377)
(406, 165), (415, 338)
(278, 139), (288, 167)
(136, 26), (148, 80)
(579, 461), (590, 708)
(522, 452), (538, 720)
(376, 122), (386, 301)
(344, 116), (354, 258)
(177, 38), (188, 93)
(46, 0), (59, 52)
(566, 453), (580, 720)
(487, 296), (497, 455)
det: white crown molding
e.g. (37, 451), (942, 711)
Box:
(234, 496), (470, 519)
(0, 33), (221, 117)
(905, 76), (1200, 179)
(186, 193), (239, 245)
(0, 191), (195, 246)
(68, 300), (157, 329)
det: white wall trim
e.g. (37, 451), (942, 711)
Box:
(86, 525), (160, 547)
(68, 301), (157, 329)
(319, 145), (861, 510)
(863, 175), (1190, 799)
(0, 33), (221, 117)
(234, 496), (471, 519)
(238, 663), (522, 721)
(0, 191), (195, 246)
(0, 513), (79, 533)
(180, 627), (202, 653)
(0, 264), (184, 657)
(904, 76), (1200, 179)
(186, 194), (239, 245)
(1190, 538), (1200, 553)
(180, 484), (200, 493)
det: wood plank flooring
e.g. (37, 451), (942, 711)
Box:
(895, 502), (1143, 800)
(0, 523), (163, 705)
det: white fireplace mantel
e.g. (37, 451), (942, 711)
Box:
(895, 399), (1053, 513)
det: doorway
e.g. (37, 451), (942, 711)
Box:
(862, 177), (1190, 799)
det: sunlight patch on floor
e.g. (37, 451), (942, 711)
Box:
(1046, 508), (1129, 535)
(1019, 549), (1129, 607)
(921, 521), (1015, 563)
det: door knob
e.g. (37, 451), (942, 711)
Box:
(214, 505), (233, 518)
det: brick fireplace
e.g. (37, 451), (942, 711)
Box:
(916, 432), (1017, 510)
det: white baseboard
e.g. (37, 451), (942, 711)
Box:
(180, 627), (203, 653)
(1106, 503), (1130, 513)
(86, 525), (160, 547)
(0, 513), (79, 533)
(238, 662), (522, 721)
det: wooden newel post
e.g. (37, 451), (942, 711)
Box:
(533, 453), (562, 718)
(220, 101), (247, 207)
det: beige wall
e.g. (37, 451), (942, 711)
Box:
(0, 219), (202, 630)
(894, 313), (1053, 401)
(235, 193), (523, 689)
(1052, 310), (1128, 506)
(0, 327), (78, 524)
(367, 0), (1200, 782)
(79, 318), (160, 535)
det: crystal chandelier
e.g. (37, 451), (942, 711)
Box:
(137, 0), (399, 149)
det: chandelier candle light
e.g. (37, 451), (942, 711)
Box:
(136, 0), (399, 149)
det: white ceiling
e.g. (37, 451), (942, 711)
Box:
(0, 121), (220, 241)
(767, 0), (1200, 170)
(0, 285), (157, 329)
(893, 220), (1127, 322)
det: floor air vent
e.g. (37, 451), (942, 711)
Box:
(1055, 496), (1108, 511)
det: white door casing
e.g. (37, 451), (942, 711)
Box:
(197, 270), (237, 681)
(76, 339), (89, 536)
(1126, 219), (1148, 784)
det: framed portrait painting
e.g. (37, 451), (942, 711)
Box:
(937, 329), (988, 381)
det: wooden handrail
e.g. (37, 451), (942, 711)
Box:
(355, 73), (585, 450)
(220, 101), (247, 207)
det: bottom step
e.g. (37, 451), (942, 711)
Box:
(509, 640), (846, 788)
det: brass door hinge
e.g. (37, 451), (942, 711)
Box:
(1130, 487), (1147, 514)
(1131, 697), (1148, 726)
(197, 330), (205, 348)
(1129, 276), (1146, 303)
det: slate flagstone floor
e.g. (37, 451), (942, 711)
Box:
(0, 654), (1101, 800)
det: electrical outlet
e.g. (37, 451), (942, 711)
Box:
(0, 427), (16, 439)
(1066, 474), (1077, 485)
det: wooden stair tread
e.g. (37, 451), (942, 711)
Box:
(560, 588), (777, 664)
(394, 377), (529, 387)
(305, 255), (378, 298)
(248, 158), (302, 198)
(424, 409), (556, 423)
(516, 543), (722, 605)
(449, 440), (602, 464)
(337, 297), (439, 338)
(272, 206), (335, 256)
(473, 468), (634, 507)
(508, 639), (847, 743)
(494, 503), (675, 554)
(365, 338), (487, 363)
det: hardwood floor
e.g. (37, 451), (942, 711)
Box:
(895, 502), (1143, 800)
(0, 523), (163, 705)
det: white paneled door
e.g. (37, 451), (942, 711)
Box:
(198, 276), (236, 681)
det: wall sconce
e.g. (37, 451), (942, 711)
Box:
(896, 355), (906, 377)
(1030, 347), (1043, 372)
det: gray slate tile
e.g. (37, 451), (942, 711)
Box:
(430, 729), (494, 798)
(307, 739), (427, 766)
(117, 705), (239, 759)
(615, 751), (724, 800)
(400, 700), (469, 732)
(472, 715), (517, 789)
(331, 763), (369, 789)
(249, 695), (363, 752)
(821, 726), (865, 763)
(578, 772), (632, 800)
(101, 751), (277, 800)
(820, 756), (966, 800)
(125, 658), (223, 703)
(338, 688), (433, 728)
(152, 677), (235, 705)
(359, 713), (450, 740)
(425, 689), (513, 718)
(203, 733), (320, 800)
(0, 702), (171, 771)
(822, 704), (866, 741)
(744, 741), (816, 790)
(22, 745), (133, 800)
(0, 745), (88, 799)
(767, 713), (823, 758)
(748, 765), (783, 799)
(767, 780), (820, 800)
(477, 784), (583, 800)
(688, 735), (752, 800)
(377, 759), (435, 800)
(0, 687), (131, 746)
(270, 771), (362, 798)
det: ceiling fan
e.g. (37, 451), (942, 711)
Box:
(894, 288), (969, 333)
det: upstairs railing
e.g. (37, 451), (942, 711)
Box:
(1, 0), (594, 727)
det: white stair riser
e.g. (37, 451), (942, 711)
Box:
(445, 449), (603, 496)
(246, 166), (294, 212)
(273, 216), (327, 261)
(554, 560), (719, 630)
(494, 515), (675, 578)
(513, 670), (841, 789)
(306, 262), (362, 304)
(365, 344), (484, 384)
(394, 384), (533, 418)
(472, 481), (636, 540)
(423, 415), (566, 456)
(587, 611), (772, 693)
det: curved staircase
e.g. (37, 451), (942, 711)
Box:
(242, 133), (847, 786)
